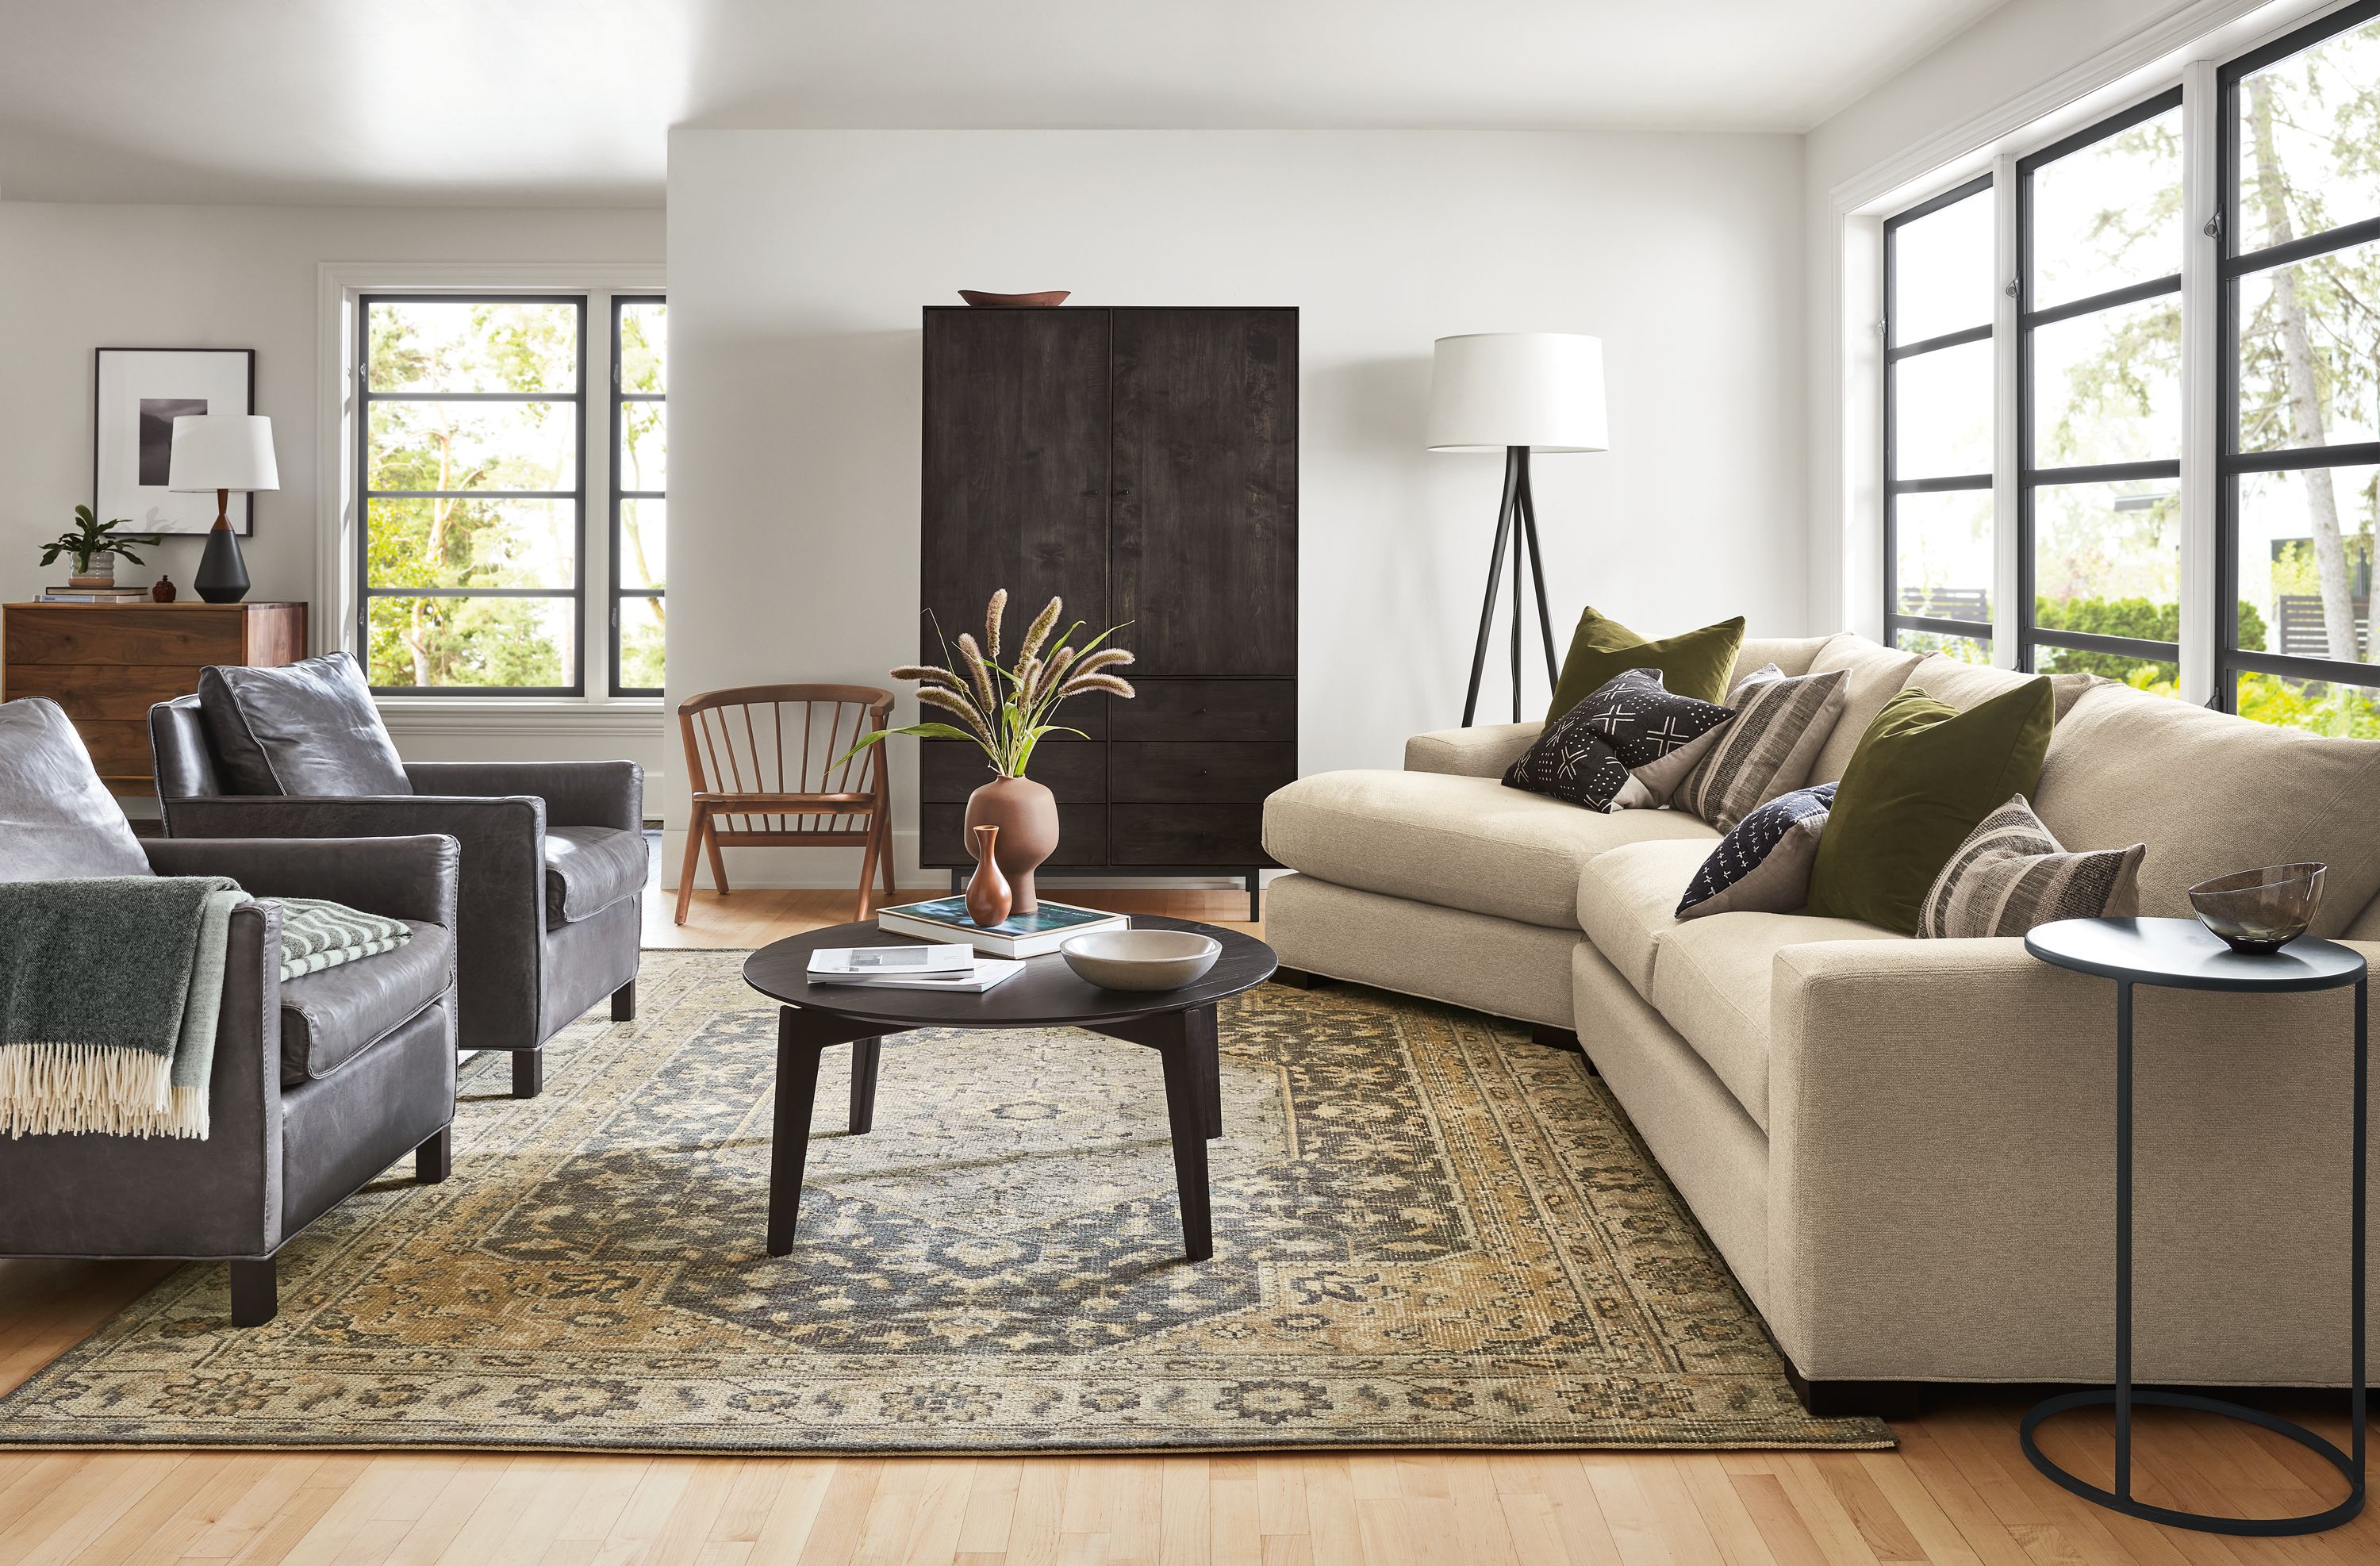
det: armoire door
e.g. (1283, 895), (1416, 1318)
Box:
(919, 308), (1113, 866)
(1107, 309), (1298, 677)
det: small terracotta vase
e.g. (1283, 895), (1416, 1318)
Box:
(965, 825), (1013, 927)
(963, 773), (1059, 914)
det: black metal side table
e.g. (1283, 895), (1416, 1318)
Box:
(2021, 915), (2367, 1536)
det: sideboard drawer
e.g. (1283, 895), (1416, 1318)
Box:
(75, 720), (157, 778)
(6, 664), (209, 721)
(1109, 680), (1296, 743)
(1109, 743), (1297, 804)
(4, 607), (247, 666)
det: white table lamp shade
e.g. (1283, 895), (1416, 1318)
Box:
(168, 414), (280, 493)
(1426, 333), (1607, 453)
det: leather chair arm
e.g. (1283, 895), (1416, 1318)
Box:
(144, 834), (460, 929)
(402, 761), (643, 831)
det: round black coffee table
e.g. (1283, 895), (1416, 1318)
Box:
(743, 915), (1276, 1261)
(2021, 915), (2367, 1537)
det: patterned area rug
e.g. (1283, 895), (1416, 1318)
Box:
(0, 951), (1890, 1453)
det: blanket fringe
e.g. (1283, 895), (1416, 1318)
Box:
(0, 1042), (209, 1139)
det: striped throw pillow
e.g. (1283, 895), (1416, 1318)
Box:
(1673, 665), (1849, 832)
(1918, 795), (2145, 938)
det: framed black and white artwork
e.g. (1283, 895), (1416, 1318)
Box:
(93, 347), (258, 535)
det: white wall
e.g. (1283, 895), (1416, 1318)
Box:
(666, 129), (1806, 888)
(0, 200), (670, 792)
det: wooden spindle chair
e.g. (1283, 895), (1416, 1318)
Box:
(674, 685), (897, 926)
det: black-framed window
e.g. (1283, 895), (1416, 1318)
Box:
(1884, 173), (1996, 662)
(357, 294), (587, 693)
(2017, 87), (2184, 692)
(2221, 0), (2380, 735)
(612, 296), (666, 695)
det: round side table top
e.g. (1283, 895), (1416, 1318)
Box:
(2025, 916), (2366, 994)
(743, 914), (1278, 1030)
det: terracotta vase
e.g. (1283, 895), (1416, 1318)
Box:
(964, 825), (1013, 927)
(963, 773), (1059, 914)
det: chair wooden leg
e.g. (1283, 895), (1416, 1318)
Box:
(229, 1257), (277, 1326)
(612, 980), (636, 1022)
(855, 812), (884, 923)
(416, 1126), (452, 1183)
(674, 805), (708, 927)
(705, 816), (732, 898)
(512, 1050), (543, 1100)
(877, 814), (899, 907)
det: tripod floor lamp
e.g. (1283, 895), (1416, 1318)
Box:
(1427, 332), (1608, 725)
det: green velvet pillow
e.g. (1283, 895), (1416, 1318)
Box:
(1806, 679), (2056, 935)
(1546, 608), (1745, 720)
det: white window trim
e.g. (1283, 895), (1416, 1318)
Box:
(315, 260), (666, 738)
(1824, 0), (2345, 666)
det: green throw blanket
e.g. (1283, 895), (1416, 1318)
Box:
(0, 883), (413, 1140)
(0, 877), (244, 1140)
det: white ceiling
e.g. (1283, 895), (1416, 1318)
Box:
(0, 0), (2009, 205)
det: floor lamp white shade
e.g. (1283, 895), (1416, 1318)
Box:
(1426, 333), (1608, 454)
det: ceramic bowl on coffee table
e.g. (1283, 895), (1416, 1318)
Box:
(1061, 928), (1223, 991)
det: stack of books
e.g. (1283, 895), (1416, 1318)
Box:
(40, 585), (152, 603)
(806, 943), (1023, 992)
(876, 896), (1127, 958)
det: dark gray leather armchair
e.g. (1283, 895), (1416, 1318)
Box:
(151, 696), (646, 1099)
(0, 831), (461, 1327)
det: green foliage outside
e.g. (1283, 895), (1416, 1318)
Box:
(365, 301), (577, 687)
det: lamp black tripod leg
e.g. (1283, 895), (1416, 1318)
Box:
(1461, 445), (1565, 727)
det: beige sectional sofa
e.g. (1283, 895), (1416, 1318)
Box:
(1263, 631), (2380, 1411)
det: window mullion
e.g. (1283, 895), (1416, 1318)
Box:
(584, 294), (615, 707)
(1991, 152), (2021, 668)
(2180, 57), (2221, 707)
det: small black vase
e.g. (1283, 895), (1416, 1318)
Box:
(194, 523), (250, 604)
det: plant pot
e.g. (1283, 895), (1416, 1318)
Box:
(68, 556), (115, 588)
(963, 774), (1059, 914)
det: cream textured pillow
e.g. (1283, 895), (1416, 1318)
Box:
(1919, 794), (2144, 938)
(1672, 664), (1849, 832)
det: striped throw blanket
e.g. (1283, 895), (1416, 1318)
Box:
(275, 899), (411, 980)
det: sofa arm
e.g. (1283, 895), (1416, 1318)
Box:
(162, 794), (545, 1054)
(1403, 723), (1540, 777)
(1764, 937), (2377, 1386)
(402, 760), (643, 831)
(144, 834), (460, 929)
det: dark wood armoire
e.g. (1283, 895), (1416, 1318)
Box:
(919, 305), (1298, 911)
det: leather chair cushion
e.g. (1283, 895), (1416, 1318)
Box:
(543, 826), (649, 926)
(280, 921), (454, 1086)
(0, 697), (152, 881)
(198, 652), (411, 797)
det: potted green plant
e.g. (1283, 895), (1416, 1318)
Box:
(41, 505), (147, 587)
(846, 589), (1134, 915)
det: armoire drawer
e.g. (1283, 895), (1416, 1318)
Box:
(919, 803), (1107, 866)
(1110, 805), (1271, 866)
(1108, 680), (1296, 743)
(1108, 743), (1297, 804)
(919, 739), (1106, 804)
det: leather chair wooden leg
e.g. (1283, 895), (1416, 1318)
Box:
(229, 1257), (277, 1326)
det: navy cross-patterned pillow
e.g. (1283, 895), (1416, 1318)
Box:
(1503, 669), (1733, 812)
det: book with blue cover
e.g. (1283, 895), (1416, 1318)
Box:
(877, 896), (1128, 957)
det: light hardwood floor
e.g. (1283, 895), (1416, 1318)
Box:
(2, 881), (2370, 1564)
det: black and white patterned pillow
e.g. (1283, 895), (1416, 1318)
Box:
(1503, 669), (1733, 812)
(1675, 783), (1837, 919)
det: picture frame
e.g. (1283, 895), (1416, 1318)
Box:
(93, 347), (258, 535)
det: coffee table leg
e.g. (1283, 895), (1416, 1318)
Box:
(849, 1038), (881, 1134)
(1189, 1004), (1222, 1140)
(1157, 1034), (1215, 1261)
(770, 1009), (827, 1256)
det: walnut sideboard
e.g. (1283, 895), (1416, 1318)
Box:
(1, 601), (308, 793)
